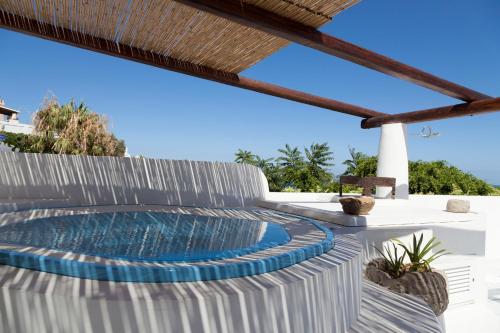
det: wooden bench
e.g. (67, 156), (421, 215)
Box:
(339, 175), (396, 198)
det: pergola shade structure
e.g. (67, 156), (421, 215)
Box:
(0, 0), (497, 126)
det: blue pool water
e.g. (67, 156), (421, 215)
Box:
(0, 211), (334, 282)
(0, 212), (290, 262)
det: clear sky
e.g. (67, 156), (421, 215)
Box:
(1, 0), (499, 183)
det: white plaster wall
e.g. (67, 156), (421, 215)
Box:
(265, 192), (339, 202)
(409, 195), (500, 260)
(0, 121), (34, 134)
(0, 152), (269, 208)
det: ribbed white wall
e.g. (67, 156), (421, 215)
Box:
(0, 152), (269, 208)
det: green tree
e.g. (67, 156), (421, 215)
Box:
(342, 149), (496, 196)
(234, 149), (255, 164)
(343, 147), (367, 174)
(31, 98), (125, 156)
(276, 143), (336, 192)
(305, 143), (334, 179)
(234, 151), (285, 191)
(408, 160), (495, 195)
(0, 131), (37, 153)
(343, 147), (377, 177)
(233, 146), (497, 196)
(276, 144), (305, 189)
(253, 155), (273, 170)
(255, 156), (285, 192)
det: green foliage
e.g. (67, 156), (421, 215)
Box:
(409, 160), (495, 195)
(374, 242), (406, 278)
(234, 149), (255, 164)
(305, 143), (334, 180)
(343, 147), (377, 177)
(32, 99), (125, 156)
(234, 145), (497, 195)
(2, 97), (125, 157)
(344, 150), (497, 196)
(0, 131), (38, 153)
(394, 234), (450, 272)
(493, 186), (500, 196)
(235, 143), (335, 192)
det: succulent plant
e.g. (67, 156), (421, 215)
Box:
(394, 233), (450, 272)
(374, 241), (406, 278)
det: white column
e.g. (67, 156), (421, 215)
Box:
(376, 123), (409, 199)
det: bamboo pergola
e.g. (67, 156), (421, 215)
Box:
(0, 0), (497, 127)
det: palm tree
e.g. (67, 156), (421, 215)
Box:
(234, 149), (255, 164)
(253, 155), (274, 170)
(305, 142), (334, 172)
(343, 146), (366, 174)
(276, 144), (305, 188)
(32, 97), (125, 156)
(276, 144), (304, 168)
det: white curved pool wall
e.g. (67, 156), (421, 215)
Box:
(0, 236), (362, 333)
(0, 152), (269, 209)
(376, 123), (409, 199)
(0, 206), (363, 333)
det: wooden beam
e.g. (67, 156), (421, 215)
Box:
(361, 97), (500, 128)
(0, 11), (383, 118)
(175, 0), (491, 102)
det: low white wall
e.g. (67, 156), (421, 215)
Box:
(265, 192), (339, 202)
(410, 195), (500, 260)
(0, 152), (269, 208)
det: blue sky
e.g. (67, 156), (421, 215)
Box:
(1, 0), (499, 183)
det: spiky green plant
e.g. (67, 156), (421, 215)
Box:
(395, 234), (450, 272)
(374, 241), (406, 278)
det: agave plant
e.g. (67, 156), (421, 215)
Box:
(374, 241), (406, 278)
(395, 234), (450, 272)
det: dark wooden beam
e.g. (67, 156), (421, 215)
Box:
(0, 11), (383, 118)
(361, 97), (500, 128)
(175, 0), (491, 102)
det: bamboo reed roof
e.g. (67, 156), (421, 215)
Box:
(0, 0), (358, 73)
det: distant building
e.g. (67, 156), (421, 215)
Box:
(0, 99), (34, 135)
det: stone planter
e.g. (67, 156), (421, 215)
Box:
(366, 258), (449, 316)
(339, 196), (375, 215)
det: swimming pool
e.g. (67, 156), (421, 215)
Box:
(0, 210), (334, 282)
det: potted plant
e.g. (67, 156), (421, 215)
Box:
(366, 233), (450, 316)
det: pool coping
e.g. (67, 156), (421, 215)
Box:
(0, 205), (334, 282)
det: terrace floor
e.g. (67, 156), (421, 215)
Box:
(261, 193), (500, 332)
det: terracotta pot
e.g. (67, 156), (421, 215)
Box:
(339, 196), (375, 215)
(365, 258), (449, 316)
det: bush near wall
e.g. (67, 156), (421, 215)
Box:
(0, 131), (40, 153)
(408, 160), (497, 196)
